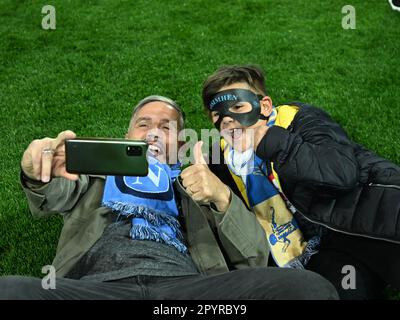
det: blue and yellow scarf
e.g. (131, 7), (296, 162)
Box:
(101, 156), (187, 253)
(222, 106), (320, 268)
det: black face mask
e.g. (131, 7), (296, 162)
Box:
(207, 89), (267, 128)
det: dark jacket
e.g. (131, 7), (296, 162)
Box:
(210, 103), (400, 244)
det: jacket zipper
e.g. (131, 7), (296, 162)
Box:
(295, 208), (400, 245)
(284, 184), (400, 245)
(368, 183), (400, 190)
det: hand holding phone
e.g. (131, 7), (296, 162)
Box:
(21, 130), (79, 183)
(65, 138), (149, 176)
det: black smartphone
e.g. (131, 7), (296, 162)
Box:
(65, 138), (148, 176)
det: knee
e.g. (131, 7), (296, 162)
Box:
(0, 275), (41, 300)
(248, 268), (339, 300)
(284, 270), (339, 300)
(0, 275), (30, 287)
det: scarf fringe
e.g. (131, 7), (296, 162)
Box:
(130, 224), (187, 254)
(104, 200), (187, 253)
(283, 236), (321, 269)
(104, 201), (182, 231)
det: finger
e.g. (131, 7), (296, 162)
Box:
(55, 142), (66, 154)
(184, 180), (202, 196)
(52, 130), (76, 150)
(58, 166), (80, 181)
(191, 192), (209, 204)
(22, 147), (41, 181)
(188, 183), (202, 194)
(181, 174), (198, 188)
(30, 142), (45, 180)
(52, 156), (79, 181)
(193, 141), (207, 165)
(186, 186), (193, 196)
(41, 144), (55, 182)
(180, 164), (199, 180)
(50, 131), (75, 179)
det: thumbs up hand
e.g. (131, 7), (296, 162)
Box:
(193, 140), (207, 165)
(181, 141), (231, 213)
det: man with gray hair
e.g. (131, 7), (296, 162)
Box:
(0, 96), (338, 300)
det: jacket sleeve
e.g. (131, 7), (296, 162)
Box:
(205, 191), (270, 269)
(256, 105), (359, 197)
(20, 172), (90, 218)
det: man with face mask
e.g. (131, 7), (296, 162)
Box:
(202, 65), (400, 300)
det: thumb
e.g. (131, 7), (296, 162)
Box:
(53, 130), (77, 149)
(193, 141), (207, 165)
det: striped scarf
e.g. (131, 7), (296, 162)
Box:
(223, 108), (320, 268)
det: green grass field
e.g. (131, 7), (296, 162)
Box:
(0, 0), (399, 299)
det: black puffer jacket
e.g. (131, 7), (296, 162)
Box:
(211, 103), (400, 244)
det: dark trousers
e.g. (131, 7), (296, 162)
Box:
(306, 231), (400, 300)
(0, 267), (338, 300)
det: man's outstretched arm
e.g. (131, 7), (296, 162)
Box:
(20, 130), (89, 217)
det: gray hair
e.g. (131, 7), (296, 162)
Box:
(128, 95), (185, 131)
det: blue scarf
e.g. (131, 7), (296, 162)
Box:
(101, 156), (187, 253)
